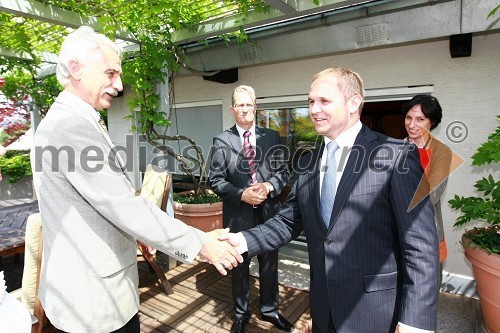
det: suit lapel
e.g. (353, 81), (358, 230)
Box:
(227, 125), (242, 152)
(227, 125), (252, 182)
(92, 118), (133, 185)
(255, 127), (266, 182)
(307, 144), (329, 232)
(55, 92), (134, 186)
(327, 125), (378, 231)
(255, 127), (265, 161)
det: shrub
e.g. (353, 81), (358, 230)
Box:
(0, 150), (32, 183)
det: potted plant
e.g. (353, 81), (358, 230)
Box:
(448, 116), (500, 333)
(173, 189), (222, 232)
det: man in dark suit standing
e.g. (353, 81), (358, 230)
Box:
(222, 68), (439, 333)
(209, 85), (292, 333)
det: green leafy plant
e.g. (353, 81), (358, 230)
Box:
(0, 0), (270, 201)
(487, 4), (500, 19)
(0, 150), (32, 183)
(449, 116), (500, 255)
(173, 190), (221, 204)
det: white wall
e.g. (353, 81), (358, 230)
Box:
(107, 86), (140, 187)
(170, 32), (500, 278)
(0, 175), (34, 200)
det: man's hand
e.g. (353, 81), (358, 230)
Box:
(218, 232), (241, 247)
(199, 228), (244, 275)
(137, 241), (157, 262)
(241, 183), (268, 205)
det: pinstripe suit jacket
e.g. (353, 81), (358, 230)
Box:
(31, 91), (206, 333)
(242, 125), (439, 333)
(209, 125), (290, 231)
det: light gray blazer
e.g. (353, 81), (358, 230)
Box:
(31, 91), (206, 333)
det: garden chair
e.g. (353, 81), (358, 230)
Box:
(136, 164), (174, 295)
(19, 212), (53, 333)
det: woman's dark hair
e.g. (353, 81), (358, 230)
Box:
(402, 94), (443, 130)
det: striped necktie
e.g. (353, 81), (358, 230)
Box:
(98, 117), (108, 133)
(320, 141), (339, 227)
(243, 130), (257, 184)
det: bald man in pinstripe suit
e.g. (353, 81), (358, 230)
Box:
(223, 67), (439, 333)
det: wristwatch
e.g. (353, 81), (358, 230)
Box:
(265, 182), (274, 194)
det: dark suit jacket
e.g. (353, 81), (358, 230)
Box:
(242, 125), (439, 333)
(209, 125), (290, 231)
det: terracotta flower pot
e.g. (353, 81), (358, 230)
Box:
(174, 200), (223, 232)
(462, 230), (500, 333)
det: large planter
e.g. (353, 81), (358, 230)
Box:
(462, 230), (500, 333)
(174, 200), (223, 232)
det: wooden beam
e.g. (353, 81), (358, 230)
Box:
(263, 0), (298, 14)
(0, 46), (58, 63)
(0, 0), (136, 42)
(0, 46), (32, 61)
(171, 0), (385, 44)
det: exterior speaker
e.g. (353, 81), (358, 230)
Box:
(203, 68), (238, 84)
(450, 33), (472, 58)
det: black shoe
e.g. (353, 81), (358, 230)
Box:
(230, 318), (249, 333)
(260, 313), (294, 332)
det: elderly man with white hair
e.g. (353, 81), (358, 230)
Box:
(30, 26), (242, 333)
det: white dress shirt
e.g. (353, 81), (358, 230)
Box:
(319, 120), (362, 195)
(235, 123), (256, 147)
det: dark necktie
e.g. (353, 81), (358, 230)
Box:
(243, 130), (257, 184)
(320, 141), (339, 227)
(98, 117), (108, 133)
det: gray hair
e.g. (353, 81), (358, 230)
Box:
(56, 26), (122, 87)
(232, 85), (256, 105)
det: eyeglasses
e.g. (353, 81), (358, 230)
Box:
(233, 103), (255, 110)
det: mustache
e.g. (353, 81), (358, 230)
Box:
(104, 89), (118, 97)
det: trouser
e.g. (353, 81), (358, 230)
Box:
(232, 206), (279, 320)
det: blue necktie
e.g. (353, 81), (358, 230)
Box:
(320, 141), (339, 227)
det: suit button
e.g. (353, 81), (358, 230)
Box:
(325, 239), (332, 245)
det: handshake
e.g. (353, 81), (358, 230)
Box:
(198, 229), (245, 275)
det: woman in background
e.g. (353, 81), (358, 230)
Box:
(403, 94), (452, 285)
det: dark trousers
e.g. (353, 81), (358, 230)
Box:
(232, 207), (279, 320)
(56, 313), (140, 333)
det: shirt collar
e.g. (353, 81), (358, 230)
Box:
(235, 124), (256, 138)
(324, 120), (362, 150)
(58, 90), (102, 123)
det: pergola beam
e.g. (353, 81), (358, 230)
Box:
(0, 45), (58, 63)
(0, 46), (32, 61)
(262, 0), (298, 14)
(171, 0), (388, 44)
(0, 0), (137, 42)
(171, 8), (284, 44)
(0, 0), (399, 56)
